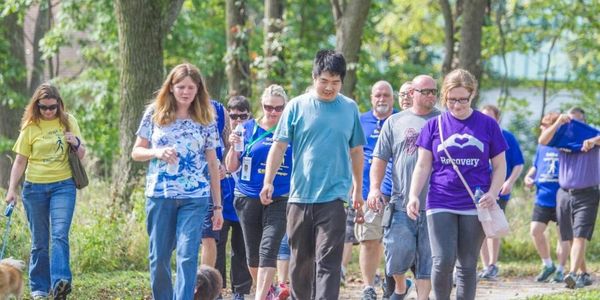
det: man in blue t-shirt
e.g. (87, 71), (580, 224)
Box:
(260, 50), (366, 300)
(479, 105), (524, 280)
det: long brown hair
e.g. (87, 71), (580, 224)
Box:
(21, 83), (70, 131)
(153, 63), (214, 126)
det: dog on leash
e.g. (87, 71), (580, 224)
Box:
(0, 258), (25, 300)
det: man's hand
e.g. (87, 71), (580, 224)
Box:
(353, 196), (365, 224)
(260, 183), (274, 205)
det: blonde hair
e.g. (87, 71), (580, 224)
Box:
(153, 63), (213, 126)
(261, 84), (288, 104)
(21, 83), (70, 131)
(440, 69), (478, 107)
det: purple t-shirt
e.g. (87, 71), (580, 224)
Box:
(558, 147), (599, 189)
(417, 110), (508, 211)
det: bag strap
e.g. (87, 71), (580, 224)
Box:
(437, 115), (478, 206)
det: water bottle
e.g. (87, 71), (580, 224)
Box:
(364, 207), (382, 224)
(474, 187), (491, 221)
(234, 124), (244, 152)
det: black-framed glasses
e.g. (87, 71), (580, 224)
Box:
(447, 98), (470, 104)
(38, 104), (59, 111)
(414, 88), (438, 96)
(229, 113), (249, 121)
(263, 104), (285, 112)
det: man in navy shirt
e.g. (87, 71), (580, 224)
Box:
(479, 105), (524, 280)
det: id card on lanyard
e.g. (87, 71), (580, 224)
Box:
(240, 121), (276, 181)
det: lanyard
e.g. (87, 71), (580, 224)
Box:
(245, 121), (276, 155)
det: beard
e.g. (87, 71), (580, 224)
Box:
(375, 104), (390, 114)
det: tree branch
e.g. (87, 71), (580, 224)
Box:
(439, 0), (454, 75)
(330, 0), (343, 21)
(162, 0), (184, 36)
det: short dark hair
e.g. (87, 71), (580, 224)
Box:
(312, 49), (346, 82)
(227, 95), (251, 112)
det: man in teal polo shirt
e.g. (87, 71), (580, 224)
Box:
(260, 49), (366, 299)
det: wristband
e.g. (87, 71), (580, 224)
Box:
(74, 137), (81, 150)
(213, 205), (223, 210)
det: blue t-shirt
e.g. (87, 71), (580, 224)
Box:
(136, 106), (219, 199)
(210, 100), (237, 221)
(360, 110), (396, 199)
(236, 119), (293, 198)
(532, 145), (560, 208)
(499, 129), (524, 201)
(548, 119), (600, 153)
(274, 93), (366, 204)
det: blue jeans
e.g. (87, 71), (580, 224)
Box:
(22, 179), (76, 297)
(146, 197), (209, 300)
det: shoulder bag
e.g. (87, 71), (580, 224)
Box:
(68, 144), (88, 189)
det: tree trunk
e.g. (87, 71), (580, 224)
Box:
(30, 0), (52, 94)
(331, 0), (371, 100)
(205, 68), (226, 101)
(225, 0), (250, 97)
(264, 0), (285, 86)
(458, 0), (486, 106)
(0, 13), (27, 188)
(439, 0), (454, 76)
(112, 0), (184, 209)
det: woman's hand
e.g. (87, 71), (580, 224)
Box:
(212, 209), (223, 230)
(524, 176), (534, 189)
(477, 192), (497, 209)
(228, 133), (242, 151)
(64, 132), (79, 146)
(4, 189), (18, 205)
(406, 196), (420, 220)
(154, 147), (177, 164)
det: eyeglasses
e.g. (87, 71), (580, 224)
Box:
(399, 92), (409, 98)
(447, 98), (470, 104)
(38, 104), (59, 111)
(229, 113), (249, 121)
(414, 88), (438, 96)
(263, 104), (285, 112)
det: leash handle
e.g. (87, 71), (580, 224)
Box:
(0, 203), (14, 260)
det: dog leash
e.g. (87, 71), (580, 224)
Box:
(0, 202), (15, 260)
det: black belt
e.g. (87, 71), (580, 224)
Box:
(562, 186), (599, 194)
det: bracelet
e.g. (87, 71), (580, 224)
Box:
(213, 205), (223, 210)
(74, 137), (81, 150)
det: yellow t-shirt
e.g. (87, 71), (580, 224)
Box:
(13, 114), (82, 183)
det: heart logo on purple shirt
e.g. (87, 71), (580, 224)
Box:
(455, 137), (470, 145)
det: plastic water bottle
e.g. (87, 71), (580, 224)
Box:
(234, 124), (244, 152)
(474, 187), (491, 221)
(364, 207), (381, 224)
(166, 157), (179, 175)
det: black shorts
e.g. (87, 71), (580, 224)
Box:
(531, 204), (557, 224)
(557, 187), (600, 241)
(345, 207), (358, 245)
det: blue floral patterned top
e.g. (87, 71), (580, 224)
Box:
(136, 106), (219, 199)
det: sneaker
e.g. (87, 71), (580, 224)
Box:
(266, 285), (280, 300)
(535, 264), (556, 282)
(404, 278), (413, 295)
(477, 267), (488, 278)
(564, 272), (577, 289)
(52, 279), (71, 300)
(361, 286), (377, 300)
(480, 264), (499, 280)
(576, 273), (593, 288)
(278, 283), (290, 300)
(233, 293), (245, 300)
(551, 270), (564, 283)
(374, 273), (382, 287)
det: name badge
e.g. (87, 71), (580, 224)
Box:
(241, 156), (252, 181)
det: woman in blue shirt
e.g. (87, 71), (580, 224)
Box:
(131, 63), (223, 300)
(225, 85), (293, 300)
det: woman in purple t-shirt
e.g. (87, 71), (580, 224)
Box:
(407, 69), (508, 300)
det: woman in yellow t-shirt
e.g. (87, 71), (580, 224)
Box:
(5, 83), (85, 300)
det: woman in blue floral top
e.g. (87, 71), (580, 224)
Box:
(131, 63), (223, 300)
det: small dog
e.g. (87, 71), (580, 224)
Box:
(0, 258), (25, 300)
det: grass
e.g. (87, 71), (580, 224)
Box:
(2, 180), (600, 298)
(527, 288), (600, 300)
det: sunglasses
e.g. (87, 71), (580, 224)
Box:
(229, 113), (249, 121)
(263, 104), (285, 112)
(38, 104), (59, 111)
(414, 88), (438, 96)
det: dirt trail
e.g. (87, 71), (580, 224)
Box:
(338, 276), (599, 299)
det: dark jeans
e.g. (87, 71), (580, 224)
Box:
(428, 212), (484, 300)
(234, 196), (288, 268)
(287, 200), (346, 300)
(215, 219), (252, 294)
